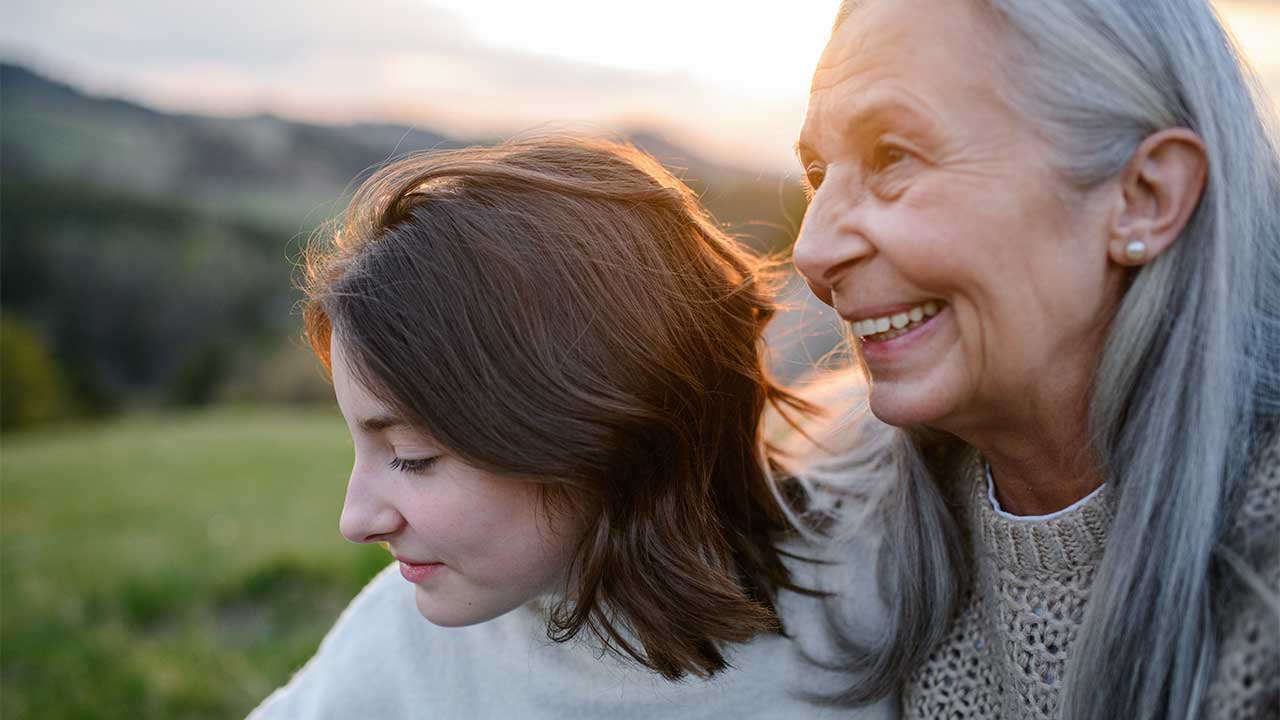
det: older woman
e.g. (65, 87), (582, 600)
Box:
(792, 1), (1280, 719)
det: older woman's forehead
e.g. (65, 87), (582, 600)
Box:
(810, 1), (905, 94)
(814, 0), (1004, 87)
(804, 0), (1007, 138)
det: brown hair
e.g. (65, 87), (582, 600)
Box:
(303, 135), (815, 680)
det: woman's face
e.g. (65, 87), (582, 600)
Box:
(330, 337), (585, 627)
(794, 0), (1126, 436)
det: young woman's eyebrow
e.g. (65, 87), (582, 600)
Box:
(358, 415), (407, 433)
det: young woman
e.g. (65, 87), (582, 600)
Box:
(248, 136), (890, 718)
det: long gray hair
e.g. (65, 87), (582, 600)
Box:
(813, 1), (1280, 718)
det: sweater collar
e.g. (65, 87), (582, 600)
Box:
(966, 455), (1115, 577)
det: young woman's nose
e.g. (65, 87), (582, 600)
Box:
(338, 464), (404, 544)
(792, 180), (875, 306)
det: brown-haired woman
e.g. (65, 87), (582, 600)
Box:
(247, 136), (891, 719)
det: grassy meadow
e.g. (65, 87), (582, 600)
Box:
(0, 62), (830, 720)
(1, 406), (390, 719)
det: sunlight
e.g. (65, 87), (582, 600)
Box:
(434, 1), (1276, 105)
(1219, 2), (1280, 76)
(432, 0), (842, 100)
(7, 0), (1273, 174)
(423, 0), (1278, 169)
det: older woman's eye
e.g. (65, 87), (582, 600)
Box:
(871, 143), (910, 171)
(805, 165), (826, 192)
(389, 456), (440, 474)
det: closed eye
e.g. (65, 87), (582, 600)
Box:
(389, 456), (440, 474)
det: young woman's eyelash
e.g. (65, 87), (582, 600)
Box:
(388, 456), (440, 474)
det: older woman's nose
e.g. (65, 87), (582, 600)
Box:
(792, 187), (874, 306)
(339, 466), (404, 544)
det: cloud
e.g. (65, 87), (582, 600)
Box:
(0, 0), (808, 171)
(0, 0), (474, 67)
(8, 0), (1268, 174)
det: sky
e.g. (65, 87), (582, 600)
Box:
(2, 1), (1278, 173)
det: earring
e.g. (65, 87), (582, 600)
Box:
(1124, 239), (1148, 263)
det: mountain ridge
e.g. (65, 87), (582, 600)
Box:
(0, 62), (769, 226)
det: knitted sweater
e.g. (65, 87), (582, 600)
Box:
(247, 537), (892, 720)
(902, 436), (1280, 719)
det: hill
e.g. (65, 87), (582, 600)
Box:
(0, 62), (821, 419)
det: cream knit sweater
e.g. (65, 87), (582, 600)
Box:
(902, 437), (1280, 719)
(247, 534), (893, 720)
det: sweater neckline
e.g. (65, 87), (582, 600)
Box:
(984, 463), (1108, 522)
(967, 455), (1115, 576)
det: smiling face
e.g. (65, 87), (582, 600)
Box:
(794, 0), (1128, 438)
(330, 336), (586, 627)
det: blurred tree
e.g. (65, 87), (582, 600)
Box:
(0, 314), (71, 428)
(219, 341), (336, 406)
(170, 342), (232, 406)
(1, 63), (812, 414)
(0, 178), (292, 411)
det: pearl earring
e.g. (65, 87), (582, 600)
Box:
(1124, 240), (1148, 262)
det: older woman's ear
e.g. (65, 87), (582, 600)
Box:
(1108, 127), (1208, 266)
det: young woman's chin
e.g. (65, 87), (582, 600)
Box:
(414, 587), (516, 628)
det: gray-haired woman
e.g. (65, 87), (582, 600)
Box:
(791, 0), (1279, 718)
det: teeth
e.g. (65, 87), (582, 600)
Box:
(852, 301), (944, 340)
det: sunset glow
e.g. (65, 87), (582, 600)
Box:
(437, 0), (842, 98)
(1, 0), (1276, 172)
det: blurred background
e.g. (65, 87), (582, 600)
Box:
(2, 1), (1277, 717)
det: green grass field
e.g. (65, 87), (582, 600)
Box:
(1, 406), (390, 719)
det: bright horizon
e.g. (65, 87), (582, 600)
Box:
(2, 1), (1277, 173)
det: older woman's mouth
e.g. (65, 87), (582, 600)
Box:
(851, 301), (943, 342)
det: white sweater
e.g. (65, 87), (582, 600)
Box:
(247, 538), (892, 720)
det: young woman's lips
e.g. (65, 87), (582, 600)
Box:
(398, 560), (445, 583)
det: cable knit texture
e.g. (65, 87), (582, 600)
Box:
(902, 436), (1280, 719)
(1206, 434), (1280, 720)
